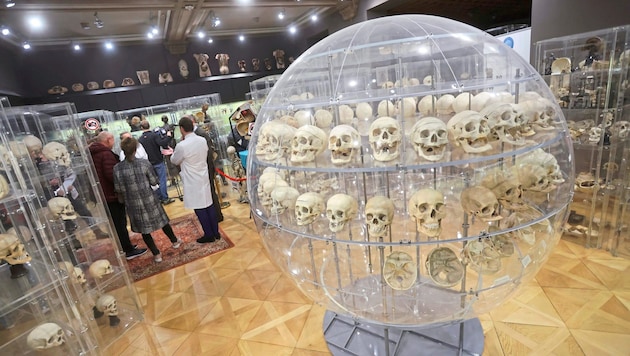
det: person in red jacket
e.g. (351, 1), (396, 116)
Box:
(89, 131), (147, 260)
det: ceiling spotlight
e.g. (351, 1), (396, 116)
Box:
(22, 42), (31, 50)
(289, 25), (297, 34)
(73, 43), (81, 51)
(104, 41), (113, 50)
(311, 14), (318, 22)
(4, 1), (15, 8)
(209, 11), (221, 27)
(147, 32), (154, 39)
(278, 9), (285, 20)
(239, 34), (245, 42)
(197, 31), (205, 39)
(207, 38), (213, 44)
(93, 12), (104, 29)
(1, 27), (9, 36)
(28, 16), (44, 30)
(151, 26), (158, 35)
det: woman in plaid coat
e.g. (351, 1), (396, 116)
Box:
(113, 137), (182, 263)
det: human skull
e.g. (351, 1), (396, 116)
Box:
(290, 125), (327, 163)
(425, 246), (464, 287)
(258, 176), (289, 207)
(57, 261), (73, 276)
(460, 186), (502, 222)
(463, 239), (502, 274)
(47, 197), (77, 221)
(411, 117), (448, 161)
(436, 94), (455, 115)
(42, 142), (71, 166)
(518, 98), (557, 131)
(365, 196), (395, 238)
(408, 189), (446, 237)
(452, 92), (473, 113)
(383, 251), (417, 290)
(326, 194), (359, 232)
(89, 259), (114, 279)
(23, 135), (43, 158)
(480, 170), (526, 211)
(518, 148), (565, 184)
(369, 117), (402, 161)
(0, 174), (9, 199)
(480, 103), (527, 145)
(255, 121), (297, 162)
(511, 163), (554, 193)
(471, 92), (493, 112)
(270, 186), (300, 215)
(396, 97), (417, 119)
(314, 109), (333, 128)
(7, 225), (31, 241)
(294, 192), (325, 226)
(294, 110), (314, 127)
(503, 212), (536, 245)
(96, 294), (118, 316)
(26, 323), (65, 350)
(588, 127), (603, 143)
(417, 95), (436, 116)
(610, 120), (630, 140)
(328, 124), (360, 165)
(422, 75), (433, 85)
(338, 105), (355, 124)
(355, 102), (373, 120)
(447, 111), (492, 153)
(0, 233), (31, 265)
(377, 100), (396, 117)
(575, 171), (598, 192)
(73, 266), (87, 284)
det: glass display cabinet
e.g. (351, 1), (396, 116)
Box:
(248, 15), (574, 353)
(249, 74), (282, 113)
(0, 101), (143, 354)
(115, 103), (178, 140)
(535, 25), (630, 254)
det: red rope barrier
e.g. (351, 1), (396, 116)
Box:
(215, 168), (247, 182)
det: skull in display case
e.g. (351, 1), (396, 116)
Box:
(270, 186), (300, 215)
(326, 194), (358, 232)
(256, 121), (296, 162)
(89, 259), (113, 279)
(460, 186), (503, 222)
(26, 323), (65, 351)
(290, 125), (327, 163)
(328, 124), (360, 165)
(410, 117), (449, 161)
(447, 111), (492, 153)
(365, 196), (395, 238)
(47, 197), (77, 221)
(382, 251), (417, 290)
(42, 141), (71, 166)
(408, 188), (446, 237)
(0, 233), (31, 265)
(368, 117), (402, 161)
(294, 192), (325, 226)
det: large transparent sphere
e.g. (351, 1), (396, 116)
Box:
(248, 15), (574, 326)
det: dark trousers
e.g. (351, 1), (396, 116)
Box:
(194, 204), (220, 238)
(142, 223), (177, 255)
(107, 201), (134, 253)
(208, 164), (223, 221)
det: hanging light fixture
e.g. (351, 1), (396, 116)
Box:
(209, 11), (220, 28)
(4, 0), (16, 8)
(93, 12), (104, 29)
(278, 9), (286, 20)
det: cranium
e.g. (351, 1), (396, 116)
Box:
(73, 266), (87, 284)
(365, 196), (395, 238)
(258, 176), (289, 207)
(490, 233), (515, 257)
(294, 192), (325, 226)
(511, 163), (555, 193)
(326, 193), (358, 232)
(0, 174), (9, 199)
(42, 142), (71, 166)
(452, 92), (473, 113)
(518, 148), (564, 184)
(417, 95), (437, 116)
(8, 140), (28, 159)
(471, 92), (493, 112)
(328, 124), (360, 165)
(610, 120), (630, 140)
(503, 212), (536, 245)
(294, 110), (313, 127)
(408, 188), (446, 237)
(447, 110), (492, 153)
(463, 239), (502, 274)
(460, 186), (502, 222)
(368, 117), (402, 161)
(26, 323), (65, 350)
(436, 94), (455, 115)
(480, 170), (526, 211)
(47, 197), (77, 221)
(96, 294), (118, 316)
(57, 261), (74, 276)
(518, 98), (557, 131)
(355, 102), (373, 120)
(23, 135), (43, 158)
(425, 246), (464, 287)
(0, 233), (31, 265)
(588, 127), (602, 143)
(255, 121), (297, 162)
(480, 103), (527, 145)
(410, 117), (449, 161)
(314, 109), (333, 128)
(270, 186), (300, 215)
(338, 105), (355, 124)
(377, 100), (396, 117)
(7, 225), (31, 241)
(422, 75), (433, 86)
(89, 259), (114, 279)
(383, 251), (417, 290)
(575, 171), (598, 192)
(396, 97), (417, 119)
(290, 125), (327, 163)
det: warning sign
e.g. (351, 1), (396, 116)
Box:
(84, 118), (100, 131)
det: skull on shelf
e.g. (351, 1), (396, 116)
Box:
(328, 124), (360, 165)
(447, 111), (492, 153)
(480, 169), (527, 211)
(410, 117), (449, 161)
(89, 259), (113, 279)
(408, 188), (446, 237)
(294, 110), (313, 127)
(452, 92), (473, 113)
(396, 97), (417, 119)
(270, 186), (300, 215)
(57, 261), (74, 276)
(0, 174), (9, 199)
(258, 176), (289, 208)
(436, 94), (455, 115)
(294, 192), (325, 226)
(610, 120), (630, 139)
(480, 102), (527, 145)
(0, 233), (31, 265)
(23, 135), (43, 158)
(326, 193), (359, 232)
(26, 323), (65, 351)
(73, 266), (87, 284)
(382, 251), (417, 290)
(460, 186), (502, 222)
(518, 98), (557, 131)
(377, 100), (396, 117)
(255, 121), (297, 162)
(314, 109), (333, 128)
(417, 95), (437, 116)
(368, 117), (402, 161)
(42, 142), (71, 166)
(518, 148), (565, 184)
(365, 196), (395, 238)
(338, 105), (355, 125)
(511, 163), (554, 193)
(290, 125), (327, 163)
(588, 127), (603, 143)
(355, 102), (373, 120)
(96, 294), (118, 316)
(47, 197), (77, 221)
(425, 246), (464, 287)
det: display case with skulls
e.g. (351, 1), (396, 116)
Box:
(535, 25), (630, 254)
(0, 101), (145, 354)
(247, 15), (575, 352)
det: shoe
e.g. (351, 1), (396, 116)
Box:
(172, 239), (183, 249)
(214, 234), (222, 241)
(154, 253), (163, 263)
(126, 248), (148, 260)
(161, 198), (175, 205)
(217, 216), (224, 223)
(196, 236), (216, 243)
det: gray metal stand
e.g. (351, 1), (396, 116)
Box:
(323, 311), (484, 356)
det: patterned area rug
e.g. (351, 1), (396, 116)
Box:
(78, 214), (233, 281)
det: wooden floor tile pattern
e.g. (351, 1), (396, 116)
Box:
(104, 193), (630, 355)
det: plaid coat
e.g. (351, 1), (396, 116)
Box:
(113, 158), (169, 234)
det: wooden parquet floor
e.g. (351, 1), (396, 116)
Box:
(105, 188), (630, 355)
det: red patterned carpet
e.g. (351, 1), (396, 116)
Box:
(79, 214), (233, 281)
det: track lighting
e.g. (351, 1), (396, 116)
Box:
(73, 43), (81, 51)
(22, 42), (31, 50)
(93, 12), (104, 29)
(1, 27), (9, 36)
(278, 9), (285, 20)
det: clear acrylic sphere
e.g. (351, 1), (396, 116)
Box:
(247, 15), (574, 326)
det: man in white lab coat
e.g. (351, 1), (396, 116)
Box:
(170, 116), (221, 243)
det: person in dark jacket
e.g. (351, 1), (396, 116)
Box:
(89, 132), (147, 260)
(114, 137), (182, 263)
(193, 118), (225, 222)
(138, 120), (174, 205)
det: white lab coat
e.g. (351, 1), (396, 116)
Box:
(170, 132), (213, 209)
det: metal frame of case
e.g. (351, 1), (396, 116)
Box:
(0, 100), (143, 355)
(535, 25), (630, 254)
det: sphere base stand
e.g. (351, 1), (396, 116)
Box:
(323, 311), (484, 356)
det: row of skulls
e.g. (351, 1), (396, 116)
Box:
(567, 112), (630, 143)
(58, 259), (114, 285)
(258, 148), (563, 238)
(0, 135), (72, 168)
(256, 90), (560, 165)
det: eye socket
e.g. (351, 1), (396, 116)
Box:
(420, 129), (430, 138)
